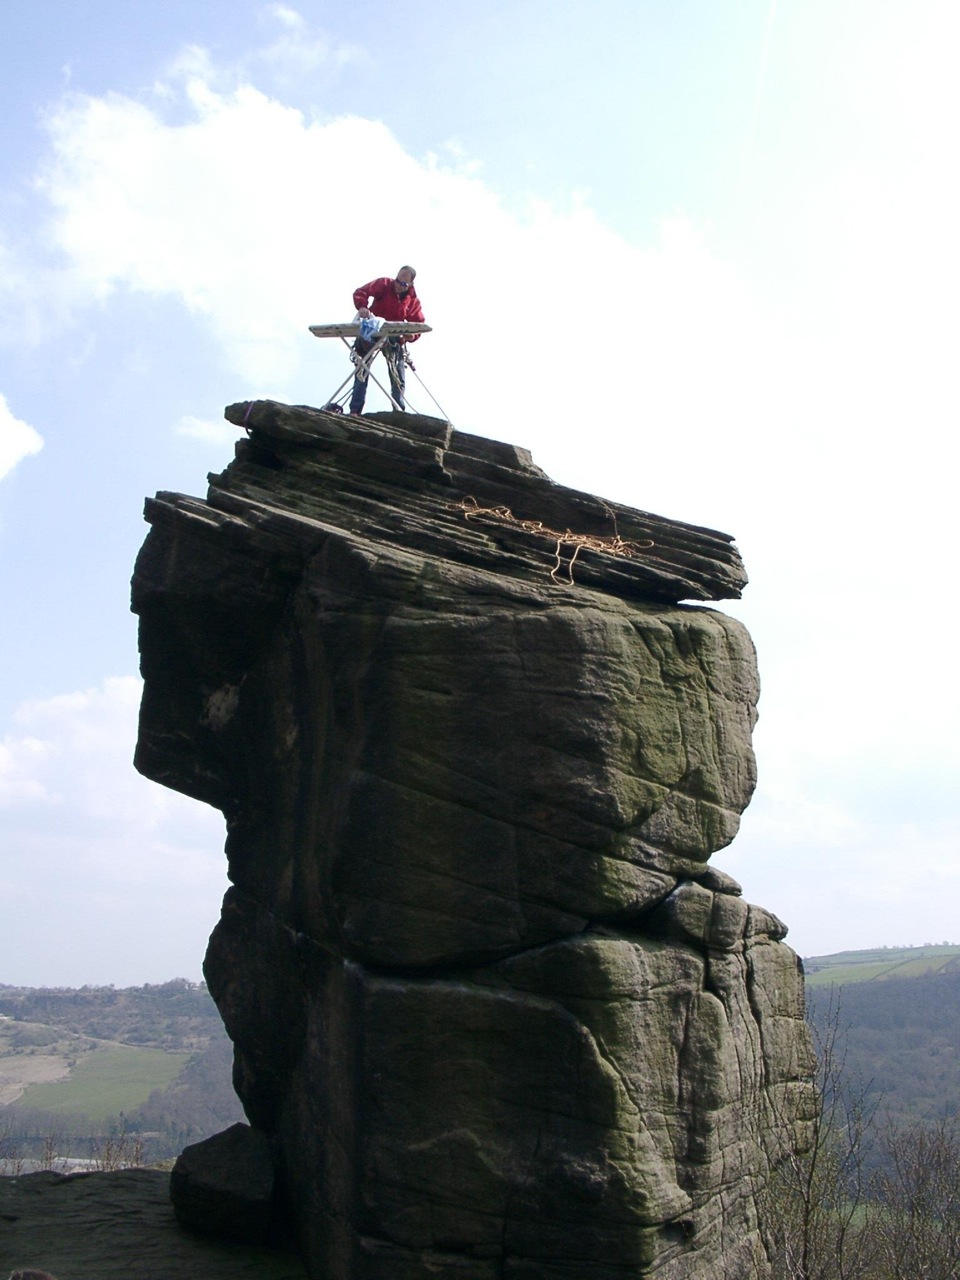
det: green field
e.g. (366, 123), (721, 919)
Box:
(803, 944), (960, 988)
(14, 1044), (191, 1123)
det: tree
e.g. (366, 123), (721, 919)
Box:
(761, 991), (880, 1280)
(871, 1118), (960, 1280)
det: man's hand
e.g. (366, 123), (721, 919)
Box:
(358, 306), (371, 318)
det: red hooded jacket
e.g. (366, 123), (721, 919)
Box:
(353, 277), (425, 341)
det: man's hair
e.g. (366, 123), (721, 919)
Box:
(397, 265), (417, 280)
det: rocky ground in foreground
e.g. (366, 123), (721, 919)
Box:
(0, 1170), (306, 1280)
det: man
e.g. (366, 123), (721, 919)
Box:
(349, 266), (425, 415)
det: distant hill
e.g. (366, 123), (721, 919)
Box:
(802, 946), (960, 1122)
(803, 943), (960, 988)
(0, 977), (225, 1048)
(0, 980), (243, 1166)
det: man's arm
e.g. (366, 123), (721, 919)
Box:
(353, 278), (389, 317)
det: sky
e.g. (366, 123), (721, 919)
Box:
(1, 0), (958, 987)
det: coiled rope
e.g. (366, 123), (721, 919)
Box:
(451, 496), (655, 585)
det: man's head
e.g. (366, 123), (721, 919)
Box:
(394, 266), (416, 294)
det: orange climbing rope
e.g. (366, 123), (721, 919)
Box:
(450, 496), (655, 585)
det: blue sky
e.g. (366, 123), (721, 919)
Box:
(1, 0), (958, 986)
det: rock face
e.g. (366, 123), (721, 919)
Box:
(132, 403), (815, 1279)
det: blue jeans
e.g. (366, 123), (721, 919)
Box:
(349, 339), (406, 414)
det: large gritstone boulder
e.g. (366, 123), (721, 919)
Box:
(132, 402), (815, 1279)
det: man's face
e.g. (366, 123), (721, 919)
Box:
(395, 271), (414, 295)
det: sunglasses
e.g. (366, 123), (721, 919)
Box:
(395, 279), (411, 289)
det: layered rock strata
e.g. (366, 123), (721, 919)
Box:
(132, 402), (814, 1279)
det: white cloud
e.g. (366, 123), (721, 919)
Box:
(152, 7), (366, 105)
(0, 677), (226, 985)
(0, 232), (92, 348)
(174, 413), (242, 446)
(253, 4), (366, 78)
(0, 737), (52, 805)
(269, 3), (305, 28)
(0, 393), (43, 481)
(2, 675), (217, 835)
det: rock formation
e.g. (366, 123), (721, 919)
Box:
(132, 403), (815, 1279)
(170, 1122), (277, 1243)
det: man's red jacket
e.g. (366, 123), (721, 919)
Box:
(353, 278), (425, 341)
